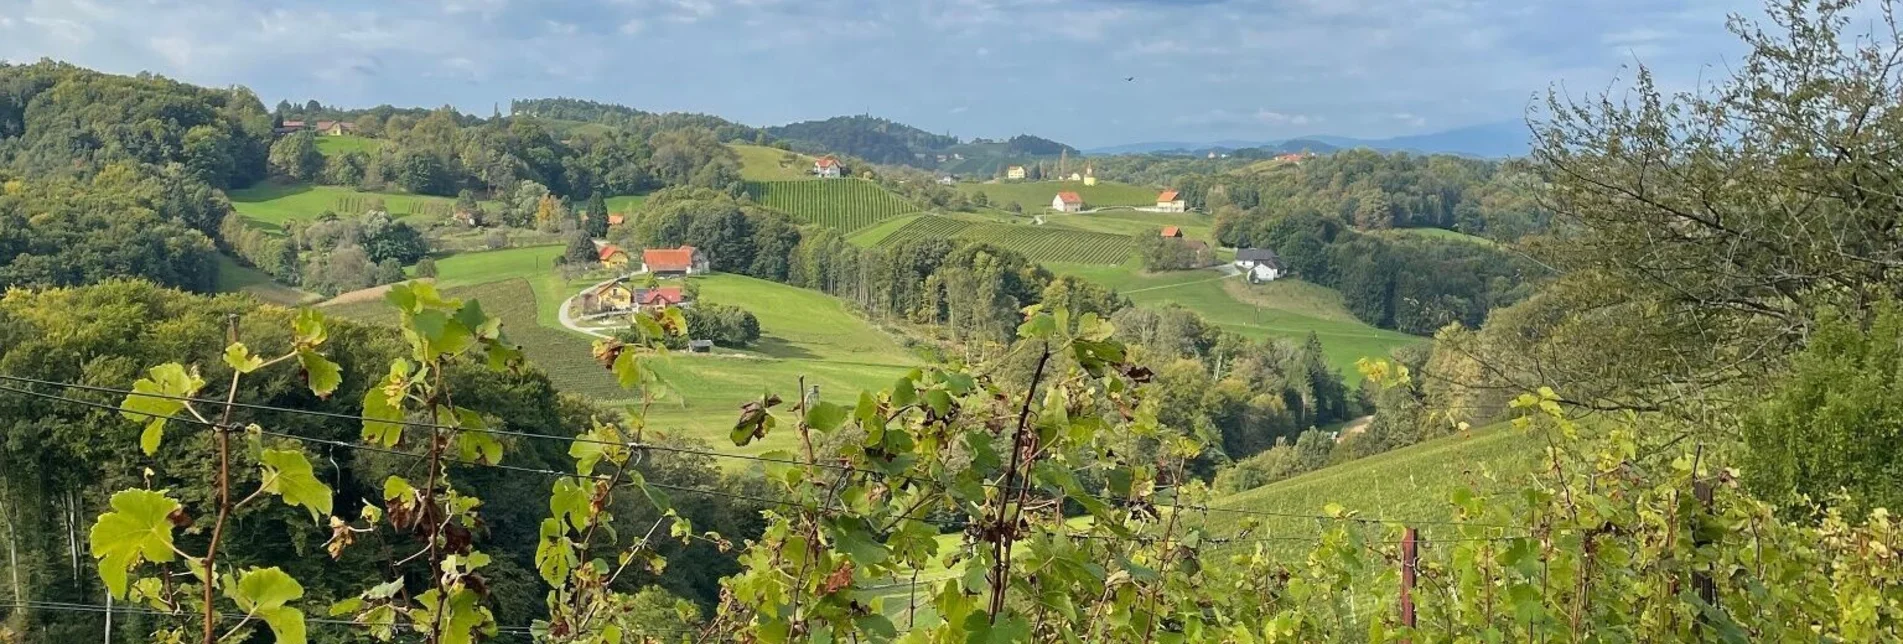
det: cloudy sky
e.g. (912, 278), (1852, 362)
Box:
(0, 0), (1769, 147)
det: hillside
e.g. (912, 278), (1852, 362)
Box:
(743, 178), (920, 232)
(874, 214), (1136, 265)
(229, 183), (467, 232)
(729, 143), (818, 181)
(957, 180), (1160, 211)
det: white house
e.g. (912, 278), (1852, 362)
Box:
(1156, 190), (1186, 213)
(1052, 191), (1084, 212)
(1006, 165), (1027, 180)
(814, 156), (843, 178)
(937, 175), (957, 185)
(1235, 248), (1285, 282)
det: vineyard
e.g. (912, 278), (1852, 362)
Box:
(745, 179), (920, 232)
(878, 215), (1137, 265)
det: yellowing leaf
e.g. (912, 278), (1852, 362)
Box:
(89, 489), (181, 598)
(120, 363), (204, 456)
(259, 449), (333, 523)
(223, 342), (266, 374)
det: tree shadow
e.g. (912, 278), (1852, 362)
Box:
(748, 336), (819, 360)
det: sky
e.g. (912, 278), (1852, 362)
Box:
(0, 0), (1774, 148)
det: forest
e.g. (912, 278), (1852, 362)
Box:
(5, 0), (1903, 639)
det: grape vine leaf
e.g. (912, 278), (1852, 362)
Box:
(549, 477), (589, 533)
(228, 567), (307, 644)
(89, 489), (181, 598)
(222, 342), (265, 374)
(297, 349), (341, 398)
(804, 401), (848, 433)
(120, 363), (204, 456)
(259, 449), (334, 523)
(361, 361), (408, 447)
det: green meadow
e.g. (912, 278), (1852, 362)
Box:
(956, 179), (1161, 210)
(227, 183), (464, 231)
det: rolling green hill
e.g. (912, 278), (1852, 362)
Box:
(1202, 423), (1542, 556)
(314, 134), (383, 157)
(213, 254), (318, 305)
(744, 178), (920, 232)
(229, 183), (470, 232)
(730, 143), (819, 181)
(875, 214), (1137, 265)
(957, 180), (1161, 211)
(324, 251), (918, 458)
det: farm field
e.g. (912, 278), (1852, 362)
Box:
(957, 179), (1160, 211)
(1046, 259), (1422, 376)
(212, 254), (318, 306)
(1379, 226), (1498, 246)
(325, 252), (918, 458)
(730, 143), (817, 181)
(314, 134), (382, 157)
(1040, 210), (1217, 242)
(1202, 422), (1542, 558)
(745, 179), (920, 232)
(876, 214), (1136, 265)
(229, 183), (468, 232)
(604, 194), (648, 214)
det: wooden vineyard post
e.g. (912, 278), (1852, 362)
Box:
(1691, 479), (1717, 631)
(1400, 527), (1419, 636)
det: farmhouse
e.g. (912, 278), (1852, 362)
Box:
(273, 120), (308, 135)
(580, 280), (637, 314)
(1052, 192), (1084, 213)
(937, 175), (957, 185)
(1160, 226), (1182, 238)
(1275, 152), (1313, 164)
(1235, 248), (1286, 283)
(1006, 166), (1027, 180)
(642, 246), (708, 277)
(599, 245), (632, 269)
(1066, 172), (1083, 181)
(313, 120), (357, 136)
(1156, 190), (1187, 213)
(814, 156), (843, 178)
(1083, 166), (1098, 186)
(637, 286), (690, 311)
(607, 214), (626, 227)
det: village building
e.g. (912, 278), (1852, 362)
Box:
(1156, 190), (1187, 213)
(688, 340), (715, 353)
(599, 245), (632, 270)
(814, 156), (843, 178)
(642, 246), (709, 278)
(1066, 172), (1083, 181)
(1235, 248), (1286, 283)
(607, 214), (626, 227)
(580, 280), (637, 314)
(937, 175), (957, 185)
(1083, 166), (1098, 186)
(1160, 226), (1183, 238)
(637, 286), (690, 311)
(313, 120), (357, 136)
(1006, 165), (1027, 180)
(1052, 191), (1084, 213)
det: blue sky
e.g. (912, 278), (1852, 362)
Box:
(0, 0), (1768, 147)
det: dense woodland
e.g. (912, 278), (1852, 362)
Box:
(6, 1), (1903, 637)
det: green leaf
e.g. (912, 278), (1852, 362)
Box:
(293, 308), (329, 347)
(297, 349), (341, 398)
(120, 363), (204, 456)
(412, 309), (474, 356)
(361, 372), (405, 447)
(223, 342), (266, 374)
(1017, 312), (1057, 339)
(612, 348), (642, 390)
(923, 389), (952, 416)
(549, 477), (590, 533)
(89, 489), (181, 598)
(229, 567), (307, 644)
(455, 430), (504, 465)
(804, 401), (849, 432)
(823, 516), (888, 566)
(257, 606), (307, 644)
(890, 376), (917, 408)
(628, 471), (672, 513)
(454, 300), (501, 340)
(535, 519), (575, 586)
(259, 449), (333, 523)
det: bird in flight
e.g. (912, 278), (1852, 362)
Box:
(1124, 76), (1136, 82)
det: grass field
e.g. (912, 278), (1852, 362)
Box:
(604, 194), (648, 215)
(1046, 259), (1421, 376)
(1040, 211), (1216, 242)
(213, 254), (318, 306)
(425, 245), (566, 288)
(1379, 227), (1497, 246)
(1202, 422), (1542, 557)
(730, 143), (817, 181)
(745, 179), (920, 233)
(875, 215), (1137, 265)
(314, 134), (383, 157)
(957, 180), (1160, 211)
(229, 183), (465, 232)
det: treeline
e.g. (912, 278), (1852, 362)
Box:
(1219, 209), (1541, 334)
(766, 115), (959, 166)
(614, 187), (1360, 462)
(509, 97), (758, 142)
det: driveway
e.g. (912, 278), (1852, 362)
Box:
(557, 272), (644, 338)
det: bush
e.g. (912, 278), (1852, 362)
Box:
(414, 258), (438, 278)
(684, 303), (760, 348)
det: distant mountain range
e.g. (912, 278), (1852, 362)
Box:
(1086, 121), (1533, 159)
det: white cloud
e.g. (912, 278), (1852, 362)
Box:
(1254, 110), (1313, 126)
(1391, 112), (1428, 127)
(545, 20), (579, 35)
(949, 106), (969, 113)
(619, 19), (645, 34)
(147, 37), (195, 68)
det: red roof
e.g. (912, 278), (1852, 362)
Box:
(1160, 226), (1181, 237)
(642, 246), (697, 272)
(599, 245), (627, 261)
(1056, 192), (1083, 204)
(607, 214), (626, 226)
(815, 156), (840, 168)
(1157, 190), (1180, 202)
(281, 120), (305, 128)
(640, 287), (685, 306)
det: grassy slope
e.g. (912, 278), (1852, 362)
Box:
(730, 143), (818, 181)
(212, 254), (319, 306)
(1204, 423), (1542, 555)
(604, 194), (648, 214)
(314, 134), (383, 157)
(228, 184), (461, 232)
(957, 180), (1160, 210)
(1048, 259), (1421, 377)
(325, 249), (917, 458)
(1378, 227), (1497, 246)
